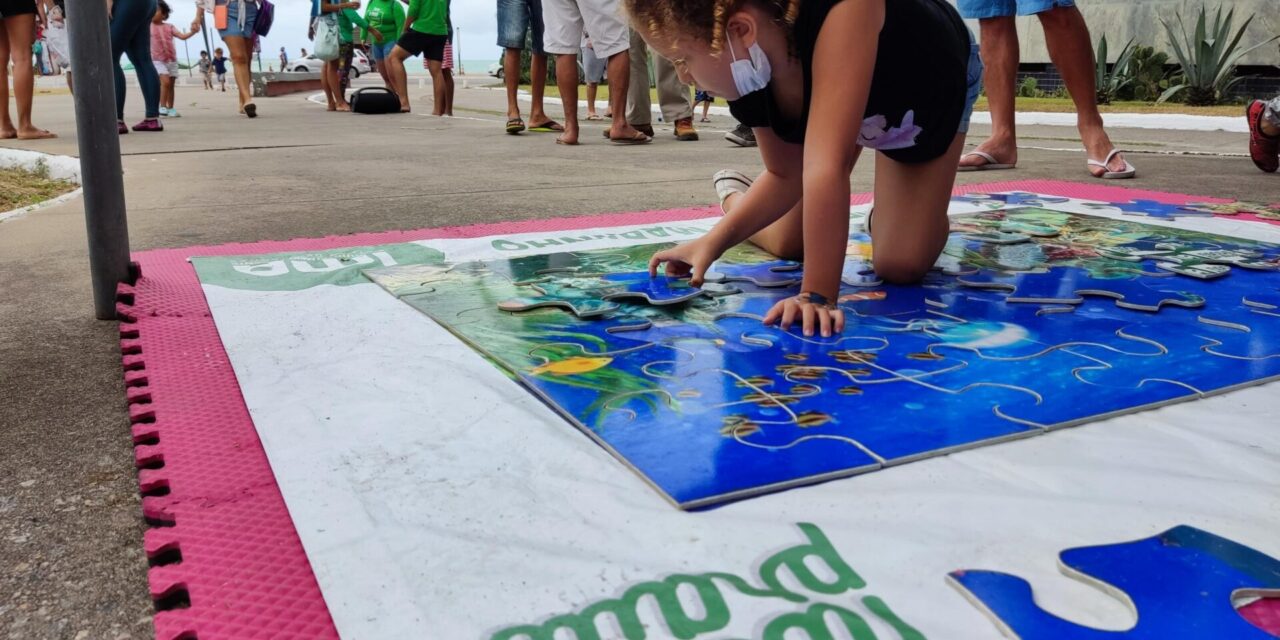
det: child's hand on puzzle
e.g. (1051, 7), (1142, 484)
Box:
(648, 237), (721, 287)
(763, 294), (845, 338)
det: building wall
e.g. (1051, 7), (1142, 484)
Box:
(950, 0), (1280, 67)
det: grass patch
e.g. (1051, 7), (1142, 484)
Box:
(0, 162), (78, 211)
(974, 96), (1242, 116)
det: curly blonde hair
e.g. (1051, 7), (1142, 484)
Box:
(622, 0), (801, 55)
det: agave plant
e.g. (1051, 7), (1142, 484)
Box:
(1095, 35), (1136, 105)
(1123, 45), (1172, 102)
(1159, 6), (1279, 105)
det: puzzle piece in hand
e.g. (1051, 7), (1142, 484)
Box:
(959, 267), (1205, 312)
(704, 261), (804, 288)
(953, 192), (1071, 208)
(948, 525), (1280, 639)
(1085, 199), (1215, 220)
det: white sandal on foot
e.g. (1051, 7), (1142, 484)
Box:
(1087, 149), (1136, 179)
(957, 150), (1016, 171)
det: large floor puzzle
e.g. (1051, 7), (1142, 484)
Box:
(362, 204), (1280, 509)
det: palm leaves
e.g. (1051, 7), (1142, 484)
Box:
(1158, 6), (1279, 105)
(1095, 35), (1136, 105)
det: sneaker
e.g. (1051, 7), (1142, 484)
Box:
(1247, 100), (1278, 173)
(159, 108), (170, 118)
(168, 109), (181, 118)
(117, 120), (129, 135)
(725, 123), (756, 147)
(131, 118), (164, 132)
(674, 117), (699, 141)
(712, 169), (753, 211)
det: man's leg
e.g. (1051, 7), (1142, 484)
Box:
(604, 50), (644, 140)
(442, 68), (455, 116)
(554, 53), (580, 144)
(529, 53), (551, 124)
(389, 47), (412, 111)
(429, 59), (445, 116)
(958, 16), (1019, 168)
(1247, 96), (1280, 173)
(586, 82), (598, 116)
(654, 53), (696, 140)
(1037, 4), (1128, 175)
(625, 29), (651, 129)
(503, 47), (523, 120)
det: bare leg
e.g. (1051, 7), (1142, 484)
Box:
(0, 25), (13, 138)
(160, 74), (173, 109)
(224, 36), (255, 114)
(442, 68), (454, 116)
(377, 58), (393, 89)
(320, 60), (337, 110)
(428, 59), (445, 116)
(586, 82), (598, 117)
(959, 17), (1018, 168)
(872, 135), (965, 282)
(1038, 5), (1127, 174)
(554, 53), (579, 144)
(4, 15), (52, 138)
(529, 53), (549, 123)
(503, 47), (522, 120)
(388, 46), (412, 112)
(604, 50), (642, 140)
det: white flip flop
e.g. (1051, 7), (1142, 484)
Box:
(712, 169), (753, 212)
(1088, 149), (1136, 179)
(957, 150), (1016, 172)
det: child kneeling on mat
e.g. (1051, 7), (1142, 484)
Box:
(633, 0), (982, 337)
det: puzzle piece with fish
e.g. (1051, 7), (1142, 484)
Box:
(948, 525), (1280, 640)
(958, 267), (1206, 312)
(1085, 199), (1215, 221)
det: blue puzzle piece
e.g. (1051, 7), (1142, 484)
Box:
(953, 192), (1071, 208)
(959, 268), (1205, 312)
(704, 261), (804, 288)
(598, 272), (708, 305)
(1087, 199), (1215, 221)
(949, 525), (1280, 639)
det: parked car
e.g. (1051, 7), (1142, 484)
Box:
(488, 61), (503, 79)
(487, 60), (595, 83)
(288, 51), (372, 78)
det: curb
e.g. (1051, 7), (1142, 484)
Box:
(0, 147), (83, 223)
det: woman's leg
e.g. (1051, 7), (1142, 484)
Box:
(120, 0), (161, 120)
(4, 14), (52, 137)
(321, 60), (337, 110)
(335, 45), (354, 108)
(224, 36), (255, 113)
(867, 134), (966, 283)
(376, 52), (393, 89)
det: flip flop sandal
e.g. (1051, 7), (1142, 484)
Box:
(957, 150), (1015, 172)
(1087, 148), (1136, 179)
(586, 114), (603, 121)
(609, 131), (652, 145)
(506, 118), (526, 134)
(528, 120), (564, 132)
(244, 103), (258, 118)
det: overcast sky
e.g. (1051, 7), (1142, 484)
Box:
(165, 0), (504, 63)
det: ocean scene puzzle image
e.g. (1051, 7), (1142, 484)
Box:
(364, 203), (1280, 509)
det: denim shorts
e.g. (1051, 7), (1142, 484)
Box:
(958, 42), (983, 135)
(496, 0), (544, 54)
(218, 0), (257, 39)
(370, 40), (398, 62)
(956, 0), (1074, 19)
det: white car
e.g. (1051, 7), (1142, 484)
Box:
(287, 51), (372, 78)
(488, 61), (503, 79)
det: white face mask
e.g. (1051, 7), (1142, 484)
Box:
(726, 35), (771, 98)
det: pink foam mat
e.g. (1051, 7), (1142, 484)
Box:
(119, 180), (1276, 639)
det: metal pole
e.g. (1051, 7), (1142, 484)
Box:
(66, 0), (132, 320)
(456, 28), (462, 75)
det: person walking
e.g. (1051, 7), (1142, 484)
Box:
(197, 49), (212, 88)
(194, 0), (262, 117)
(956, 0), (1134, 178)
(1, 0), (55, 138)
(109, 0), (163, 132)
(363, 0), (404, 89)
(212, 46), (228, 90)
(541, 0), (644, 145)
(621, 29), (698, 141)
(497, 0), (558, 134)
(151, 0), (200, 118)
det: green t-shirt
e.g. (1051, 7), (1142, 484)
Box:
(406, 0), (447, 35)
(362, 0), (404, 44)
(336, 6), (367, 43)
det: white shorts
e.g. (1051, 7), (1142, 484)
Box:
(540, 0), (628, 58)
(154, 60), (180, 76)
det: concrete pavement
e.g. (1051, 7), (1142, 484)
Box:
(0, 79), (1275, 638)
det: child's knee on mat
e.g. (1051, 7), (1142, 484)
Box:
(873, 253), (934, 284)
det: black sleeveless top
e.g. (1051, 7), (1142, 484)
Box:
(729, 0), (971, 164)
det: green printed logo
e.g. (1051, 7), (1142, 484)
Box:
(491, 225), (713, 252)
(492, 523), (924, 640)
(191, 243), (444, 291)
